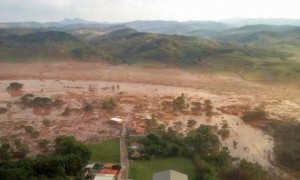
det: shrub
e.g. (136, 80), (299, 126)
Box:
(31, 97), (53, 107)
(38, 139), (49, 148)
(191, 101), (201, 112)
(20, 94), (34, 105)
(24, 125), (34, 134)
(173, 93), (186, 112)
(7, 82), (23, 91)
(43, 119), (51, 127)
(83, 103), (94, 112)
(102, 98), (117, 110)
(31, 131), (40, 138)
(62, 107), (70, 116)
(218, 129), (230, 139)
(187, 119), (197, 128)
(242, 108), (268, 122)
(0, 107), (8, 114)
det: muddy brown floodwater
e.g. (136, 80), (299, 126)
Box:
(0, 61), (299, 174)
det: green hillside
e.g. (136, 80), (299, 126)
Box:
(86, 28), (233, 64)
(0, 27), (298, 81)
(0, 31), (80, 47)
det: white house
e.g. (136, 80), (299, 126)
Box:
(153, 170), (188, 180)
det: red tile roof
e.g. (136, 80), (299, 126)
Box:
(99, 169), (119, 175)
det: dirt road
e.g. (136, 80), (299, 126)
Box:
(119, 121), (129, 180)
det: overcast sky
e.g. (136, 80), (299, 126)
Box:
(0, 0), (299, 22)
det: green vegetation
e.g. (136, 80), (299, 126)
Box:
(102, 98), (117, 111)
(24, 125), (34, 134)
(20, 94), (56, 107)
(269, 120), (300, 171)
(42, 119), (51, 127)
(1, 27), (299, 81)
(0, 31), (80, 47)
(0, 136), (90, 179)
(187, 119), (197, 128)
(38, 139), (49, 149)
(87, 138), (120, 162)
(6, 82), (23, 91)
(242, 108), (268, 122)
(172, 93), (187, 112)
(204, 100), (213, 117)
(132, 124), (268, 180)
(198, 52), (300, 81)
(129, 157), (196, 180)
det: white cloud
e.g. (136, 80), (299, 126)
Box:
(0, 0), (299, 22)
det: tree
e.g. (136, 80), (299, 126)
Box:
(174, 121), (183, 131)
(145, 117), (158, 133)
(24, 126), (34, 134)
(173, 93), (187, 112)
(187, 125), (220, 155)
(242, 108), (268, 122)
(191, 101), (201, 113)
(204, 100), (213, 117)
(31, 97), (53, 107)
(20, 94), (34, 105)
(187, 119), (197, 128)
(0, 142), (10, 161)
(224, 159), (267, 180)
(7, 82), (23, 91)
(55, 136), (91, 164)
(194, 154), (218, 180)
(42, 119), (51, 127)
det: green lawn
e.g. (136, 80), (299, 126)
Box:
(87, 138), (120, 162)
(128, 157), (196, 180)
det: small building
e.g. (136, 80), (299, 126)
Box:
(94, 174), (116, 180)
(153, 170), (188, 180)
(110, 117), (123, 123)
(129, 142), (144, 150)
(99, 168), (119, 175)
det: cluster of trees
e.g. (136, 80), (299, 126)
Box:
(24, 125), (40, 138)
(20, 94), (63, 108)
(269, 120), (300, 171)
(172, 93), (188, 112)
(0, 138), (29, 160)
(242, 108), (268, 122)
(81, 98), (118, 112)
(0, 136), (91, 179)
(204, 100), (214, 117)
(137, 124), (267, 180)
(162, 94), (213, 117)
(6, 82), (23, 91)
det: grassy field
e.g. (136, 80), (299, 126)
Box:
(199, 52), (300, 81)
(128, 157), (196, 180)
(87, 138), (120, 162)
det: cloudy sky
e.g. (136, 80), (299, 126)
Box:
(0, 0), (299, 22)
